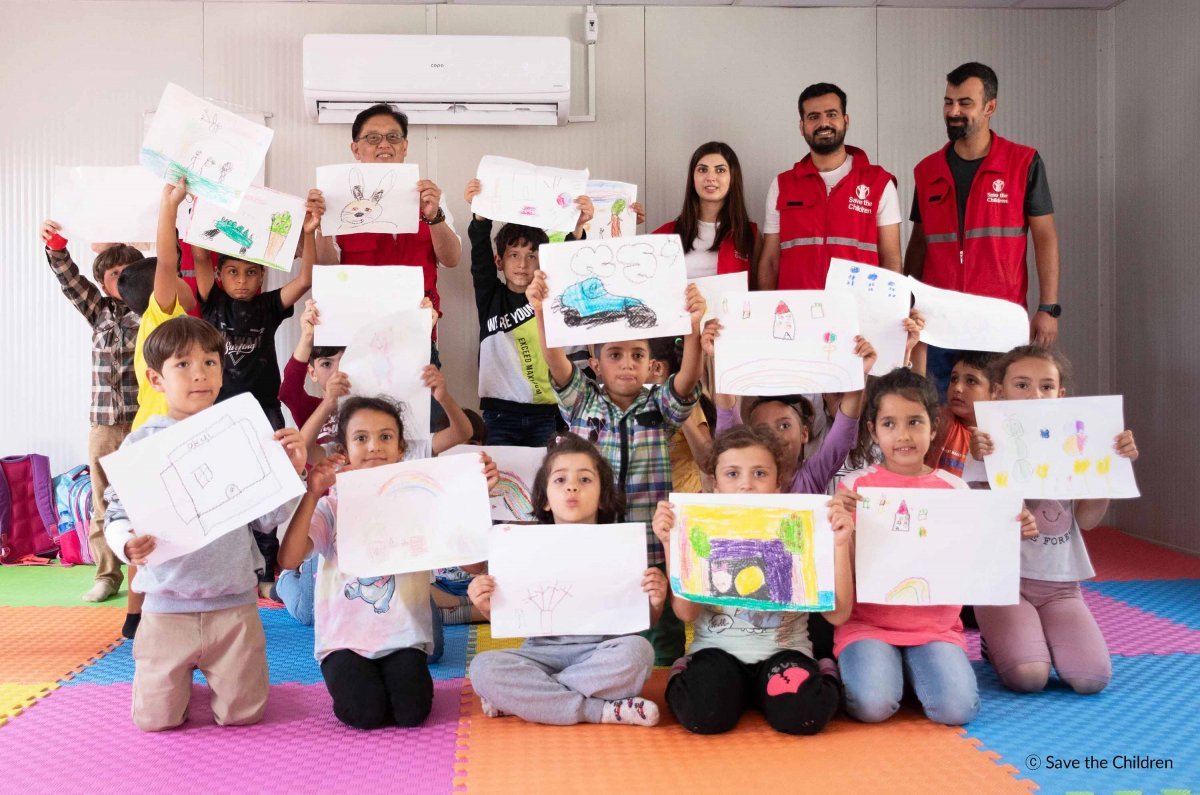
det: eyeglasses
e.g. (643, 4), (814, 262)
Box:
(356, 132), (405, 146)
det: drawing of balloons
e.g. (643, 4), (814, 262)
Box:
(1062, 419), (1087, 455)
(569, 244), (615, 278)
(556, 192), (571, 208)
(617, 242), (658, 283)
(822, 332), (838, 361)
(995, 472), (1010, 488)
(1096, 455), (1112, 476)
(1073, 459), (1091, 475)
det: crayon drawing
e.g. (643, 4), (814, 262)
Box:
(316, 163), (420, 237)
(184, 185), (305, 272)
(445, 445), (546, 522)
(140, 83), (274, 210)
(540, 234), (692, 347)
(583, 180), (638, 239)
(471, 156), (590, 233)
(825, 259), (911, 376)
(974, 396), (1139, 499)
(714, 291), (864, 395)
(669, 493), (835, 612)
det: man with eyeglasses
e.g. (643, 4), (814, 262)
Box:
(314, 104), (462, 351)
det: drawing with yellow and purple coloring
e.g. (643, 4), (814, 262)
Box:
(445, 445), (546, 523)
(668, 493), (836, 612)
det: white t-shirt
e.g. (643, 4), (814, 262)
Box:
(683, 220), (721, 280)
(1019, 500), (1095, 582)
(688, 605), (813, 664)
(763, 155), (901, 234)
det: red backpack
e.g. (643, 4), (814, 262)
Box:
(0, 454), (59, 563)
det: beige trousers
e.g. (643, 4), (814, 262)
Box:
(87, 423), (130, 588)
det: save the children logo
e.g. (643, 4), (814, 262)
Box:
(848, 183), (874, 214)
(855, 184), (870, 200)
(986, 178), (1009, 205)
(992, 179), (1005, 192)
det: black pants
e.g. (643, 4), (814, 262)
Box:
(666, 647), (841, 735)
(320, 647), (434, 730)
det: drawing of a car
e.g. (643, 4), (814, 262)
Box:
(553, 277), (658, 328)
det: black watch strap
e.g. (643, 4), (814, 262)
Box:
(1037, 303), (1062, 318)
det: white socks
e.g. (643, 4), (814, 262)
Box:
(601, 698), (659, 727)
(82, 580), (118, 603)
(479, 698), (512, 718)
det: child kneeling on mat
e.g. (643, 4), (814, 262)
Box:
(467, 433), (667, 727)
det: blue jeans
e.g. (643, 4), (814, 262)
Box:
(925, 345), (960, 402)
(482, 410), (559, 448)
(839, 639), (979, 725)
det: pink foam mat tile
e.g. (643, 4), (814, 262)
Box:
(0, 680), (465, 793)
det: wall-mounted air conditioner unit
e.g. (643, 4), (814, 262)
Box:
(303, 34), (571, 127)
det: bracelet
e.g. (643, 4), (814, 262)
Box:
(422, 207), (446, 226)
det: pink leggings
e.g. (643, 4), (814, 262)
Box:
(975, 578), (1111, 694)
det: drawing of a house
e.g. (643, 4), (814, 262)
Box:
(891, 500), (911, 533)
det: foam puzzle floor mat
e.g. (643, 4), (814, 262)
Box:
(1, 527), (1197, 794)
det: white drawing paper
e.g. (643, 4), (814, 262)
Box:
(52, 166), (161, 244)
(909, 278), (1029, 353)
(140, 83), (274, 210)
(825, 259), (911, 376)
(335, 454), (492, 577)
(668, 493), (837, 612)
(974, 396), (1139, 499)
(471, 156), (589, 234)
(693, 271), (749, 324)
(488, 523), (650, 638)
(316, 163), (420, 237)
(583, 180), (638, 240)
(338, 309), (433, 441)
(99, 394), (304, 566)
(855, 487), (1023, 606)
(540, 234), (692, 348)
(184, 185), (305, 272)
(311, 265), (426, 345)
(714, 290), (864, 395)
(445, 444), (546, 522)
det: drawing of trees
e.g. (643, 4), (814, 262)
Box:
(527, 581), (572, 634)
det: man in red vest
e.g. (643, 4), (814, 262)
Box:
(758, 83), (901, 291)
(314, 103), (462, 347)
(906, 63), (1061, 387)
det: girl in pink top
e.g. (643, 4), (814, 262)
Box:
(834, 368), (1036, 725)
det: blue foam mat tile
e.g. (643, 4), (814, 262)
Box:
(61, 609), (470, 686)
(964, 655), (1200, 793)
(1083, 580), (1200, 631)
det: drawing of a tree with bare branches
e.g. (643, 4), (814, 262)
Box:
(527, 581), (573, 634)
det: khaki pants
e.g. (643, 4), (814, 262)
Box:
(131, 603), (268, 732)
(87, 423), (130, 588)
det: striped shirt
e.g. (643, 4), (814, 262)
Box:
(47, 249), (139, 426)
(555, 367), (699, 564)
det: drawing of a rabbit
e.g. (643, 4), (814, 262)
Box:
(338, 167), (399, 234)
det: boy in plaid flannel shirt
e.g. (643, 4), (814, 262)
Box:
(525, 269), (706, 664)
(39, 220), (144, 603)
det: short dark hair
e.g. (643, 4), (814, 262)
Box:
(143, 316), (224, 374)
(989, 344), (1073, 392)
(116, 259), (157, 315)
(351, 103), (409, 142)
(335, 396), (407, 453)
(864, 367), (940, 430)
(648, 336), (683, 375)
(703, 424), (790, 488)
(947, 62), (998, 103)
(798, 83), (847, 115)
(531, 433), (625, 524)
(463, 408), (488, 445)
(93, 244), (144, 283)
(952, 350), (1000, 379)
(494, 223), (548, 258)
(308, 346), (346, 366)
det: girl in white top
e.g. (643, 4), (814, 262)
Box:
(971, 346), (1139, 695)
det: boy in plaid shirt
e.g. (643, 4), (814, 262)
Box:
(40, 220), (144, 603)
(525, 269), (706, 664)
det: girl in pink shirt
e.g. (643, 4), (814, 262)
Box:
(834, 368), (1036, 725)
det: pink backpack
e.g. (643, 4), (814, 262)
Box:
(0, 454), (59, 563)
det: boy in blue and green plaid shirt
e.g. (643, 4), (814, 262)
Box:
(526, 270), (706, 664)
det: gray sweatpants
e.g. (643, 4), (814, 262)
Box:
(469, 635), (654, 725)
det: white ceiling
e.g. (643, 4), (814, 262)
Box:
(99, 0), (1125, 8)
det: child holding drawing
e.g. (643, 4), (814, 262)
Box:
(104, 315), (308, 732)
(279, 396), (497, 730)
(467, 433), (666, 727)
(650, 424), (852, 735)
(524, 270), (707, 665)
(833, 367), (1039, 725)
(970, 345), (1138, 695)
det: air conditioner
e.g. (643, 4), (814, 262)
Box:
(303, 34), (571, 127)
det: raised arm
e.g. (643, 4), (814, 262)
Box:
(155, 179), (188, 312)
(671, 284), (707, 400)
(279, 200), (321, 309)
(427, 366), (472, 455)
(419, 180), (462, 268)
(650, 501), (703, 623)
(279, 455), (342, 570)
(525, 270), (574, 388)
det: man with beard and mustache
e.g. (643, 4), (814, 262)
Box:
(906, 63), (1060, 393)
(757, 83), (901, 291)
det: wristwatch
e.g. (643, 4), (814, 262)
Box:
(1037, 303), (1062, 318)
(422, 207), (446, 226)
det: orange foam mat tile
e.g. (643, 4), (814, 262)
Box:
(0, 606), (123, 684)
(0, 682), (59, 726)
(454, 670), (1033, 795)
(1088, 526), (1200, 581)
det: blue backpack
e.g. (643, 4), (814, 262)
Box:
(51, 465), (94, 565)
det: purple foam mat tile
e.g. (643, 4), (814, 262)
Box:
(1, 680), (466, 794)
(1083, 588), (1200, 656)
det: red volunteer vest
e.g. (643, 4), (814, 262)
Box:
(335, 217), (441, 338)
(653, 220), (756, 276)
(913, 133), (1036, 306)
(775, 146), (895, 290)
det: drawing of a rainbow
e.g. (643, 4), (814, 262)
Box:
(886, 577), (930, 605)
(378, 471), (442, 498)
(494, 470), (534, 519)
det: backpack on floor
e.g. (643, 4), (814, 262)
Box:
(0, 454), (59, 563)
(52, 464), (94, 566)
